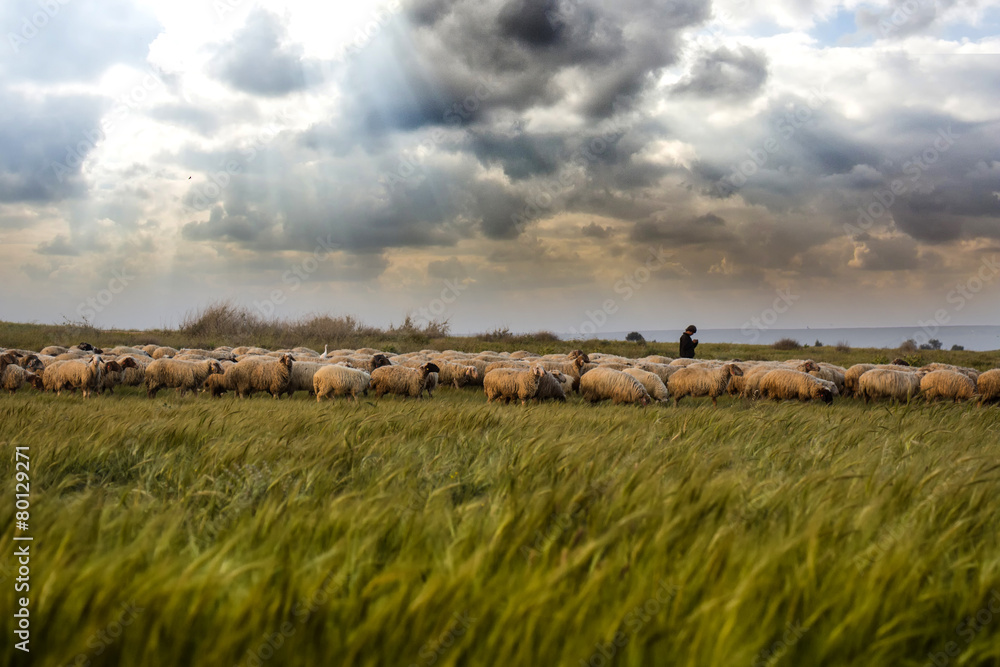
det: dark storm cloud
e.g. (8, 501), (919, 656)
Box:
(580, 221), (613, 238)
(210, 10), (315, 97)
(1, 0), (160, 82)
(466, 130), (567, 179)
(671, 45), (769, 99)
(631, 212), (734, 244)
(0, 89), (105, 203)
(497, 0), (565, 48)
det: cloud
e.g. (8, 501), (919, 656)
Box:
(209, 10), (315, 97)
(671, 45), (769, 99)
(35, 234), (79, 256)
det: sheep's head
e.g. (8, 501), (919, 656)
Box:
(818, 387), (834, 404)
(102, 360), (123, 373)
(0, 352), (17, 372)
(799, 360), (820, 373)
(371, 354), (391, 370)
(89, 355), (102, 367)
(21, 354), (44, 372)
(26, 372), (44, 391)
(890, 358), (910, 366)
(725, 364), (744, 377)
(279, 354), (294, 370)
(210, 360), (224, 375)
(77, 342), (94, 351)
(119, 357), (140, 369)
(421, 362), (441, 376)
(465, 367), (479, 380)
(568, 350), (590, 364)
(531, 365), (546, 379)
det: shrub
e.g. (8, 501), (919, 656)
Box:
(773, 338), (801, 350)
(873, 355), (889, 364)
(897, 339), (918, 354)
(834, 341), (851, 353)
(951, 344), (965, 351)
(814, 340), (823, 347)
(626, 331), (646, 344)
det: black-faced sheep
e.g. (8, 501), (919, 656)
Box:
(370, 363), (440, 399)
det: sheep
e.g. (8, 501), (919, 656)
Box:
(758, 369), (834, 404)
(313, 365), (372, 402)
(977, 369), (1000, 406)
(669, 363), (744, 407)
(16, 354), (44, 373)
(642, 355), (674, 365)
(579, 367), (652, 406)
(108, 346), (149, 357)
(621, 368), (670, 403)
(425, 370), (439, 397)
(224, 354), (295, 399)
(810, 363), (846, 394)
(97, 357), (141, 395)
(1, 365), (33, 394)
(534, 369), (567, 402)
(152, 346), (178, 359)
(535, 354), (592, 392)
(370, 363), (440, 399)
(42, 356), (103, 397)
(844, 363), (916, 397)
(857, 369), (922, 403)
(203, 373), (232, 398)
(920, 370), (977, 403)
(483, 366), (546, 405)
(145, 358), (224, 398)
(281, 361), (328, 397)
(39, 345), (68, 356)
(432, 360), (481, 388)
(922, 362), (979, 382)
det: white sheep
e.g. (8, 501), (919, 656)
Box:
(669, 363), (743, 406)
(534, 369), (567, 402)
(42, 357), (104, 398)
(145, 358), (224, 398)
(432, 360), (481, 388)
(579, 367), (652, 406)
(977, 370), (1000, 406)
(224, 354), (295, 399)
(920, 370), (977, 403)
(758, 369), (834, 404)
(483, 366), (546, 405)
(370, 363), (440, 399)
(857, 369), (922, 403)
(621, 368), (669, 402)
(313, 365), (372, 402)
(281, 361), (329, 397)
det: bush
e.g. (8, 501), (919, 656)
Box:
(626, 331), (646, 344)
(897, 339), (918, 354)
(773, 338), (801, 350)
(834, 341), (851, 353)
(951, 344), (965, 351)
(814, 340), (823, 347)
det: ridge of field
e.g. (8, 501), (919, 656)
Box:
(2, 379), (1000, 666)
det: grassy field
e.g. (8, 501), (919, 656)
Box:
(3, 374), (1000, 666)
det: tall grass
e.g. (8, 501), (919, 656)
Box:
(2, 387), (999, 666)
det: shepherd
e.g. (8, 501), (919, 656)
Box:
(679, 325), (698, 359)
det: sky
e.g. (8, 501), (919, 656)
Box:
(1, 0), (1000, 337)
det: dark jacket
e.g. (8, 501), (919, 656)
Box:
(679, 332), (697, 358)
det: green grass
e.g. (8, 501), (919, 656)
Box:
(2, 384), (1000, 667)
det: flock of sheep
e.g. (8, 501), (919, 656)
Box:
(1, 342), (998, 408)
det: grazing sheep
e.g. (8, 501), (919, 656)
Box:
(483, 366), (546, 405)
(1, 365), (33, 394)
(810, 363), (847, 394)
(97, 357), (140, 395)
(857, 369), (922, 403)
(152, 346), (178, 359)
(758, 369), (834, 404)
(579, 367), (652, 406)
(224, 354), (295, 399)
(843, 364), (877, 397)
(313, 365), (372, 402)
(16, 354), (44, 373)
(281, 361), (329, 397)
(39, 346), (68, 356)
(370, 363), (440, 399)
(433, 360), (481, 388)
(669, 363), (744, 407)
(621, 368), (670, 403)
(923, 362), (979, 382)
(535, 354), (592, 392)
(976, 369), (1000, 406)
(534, 369), (567, 402)
(145, 358), (224, 398)
(203, 373), (232, 398)
(425, 371), (439, 397)
(920, 370), (976, 403)
(42, 357), (103, 398)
